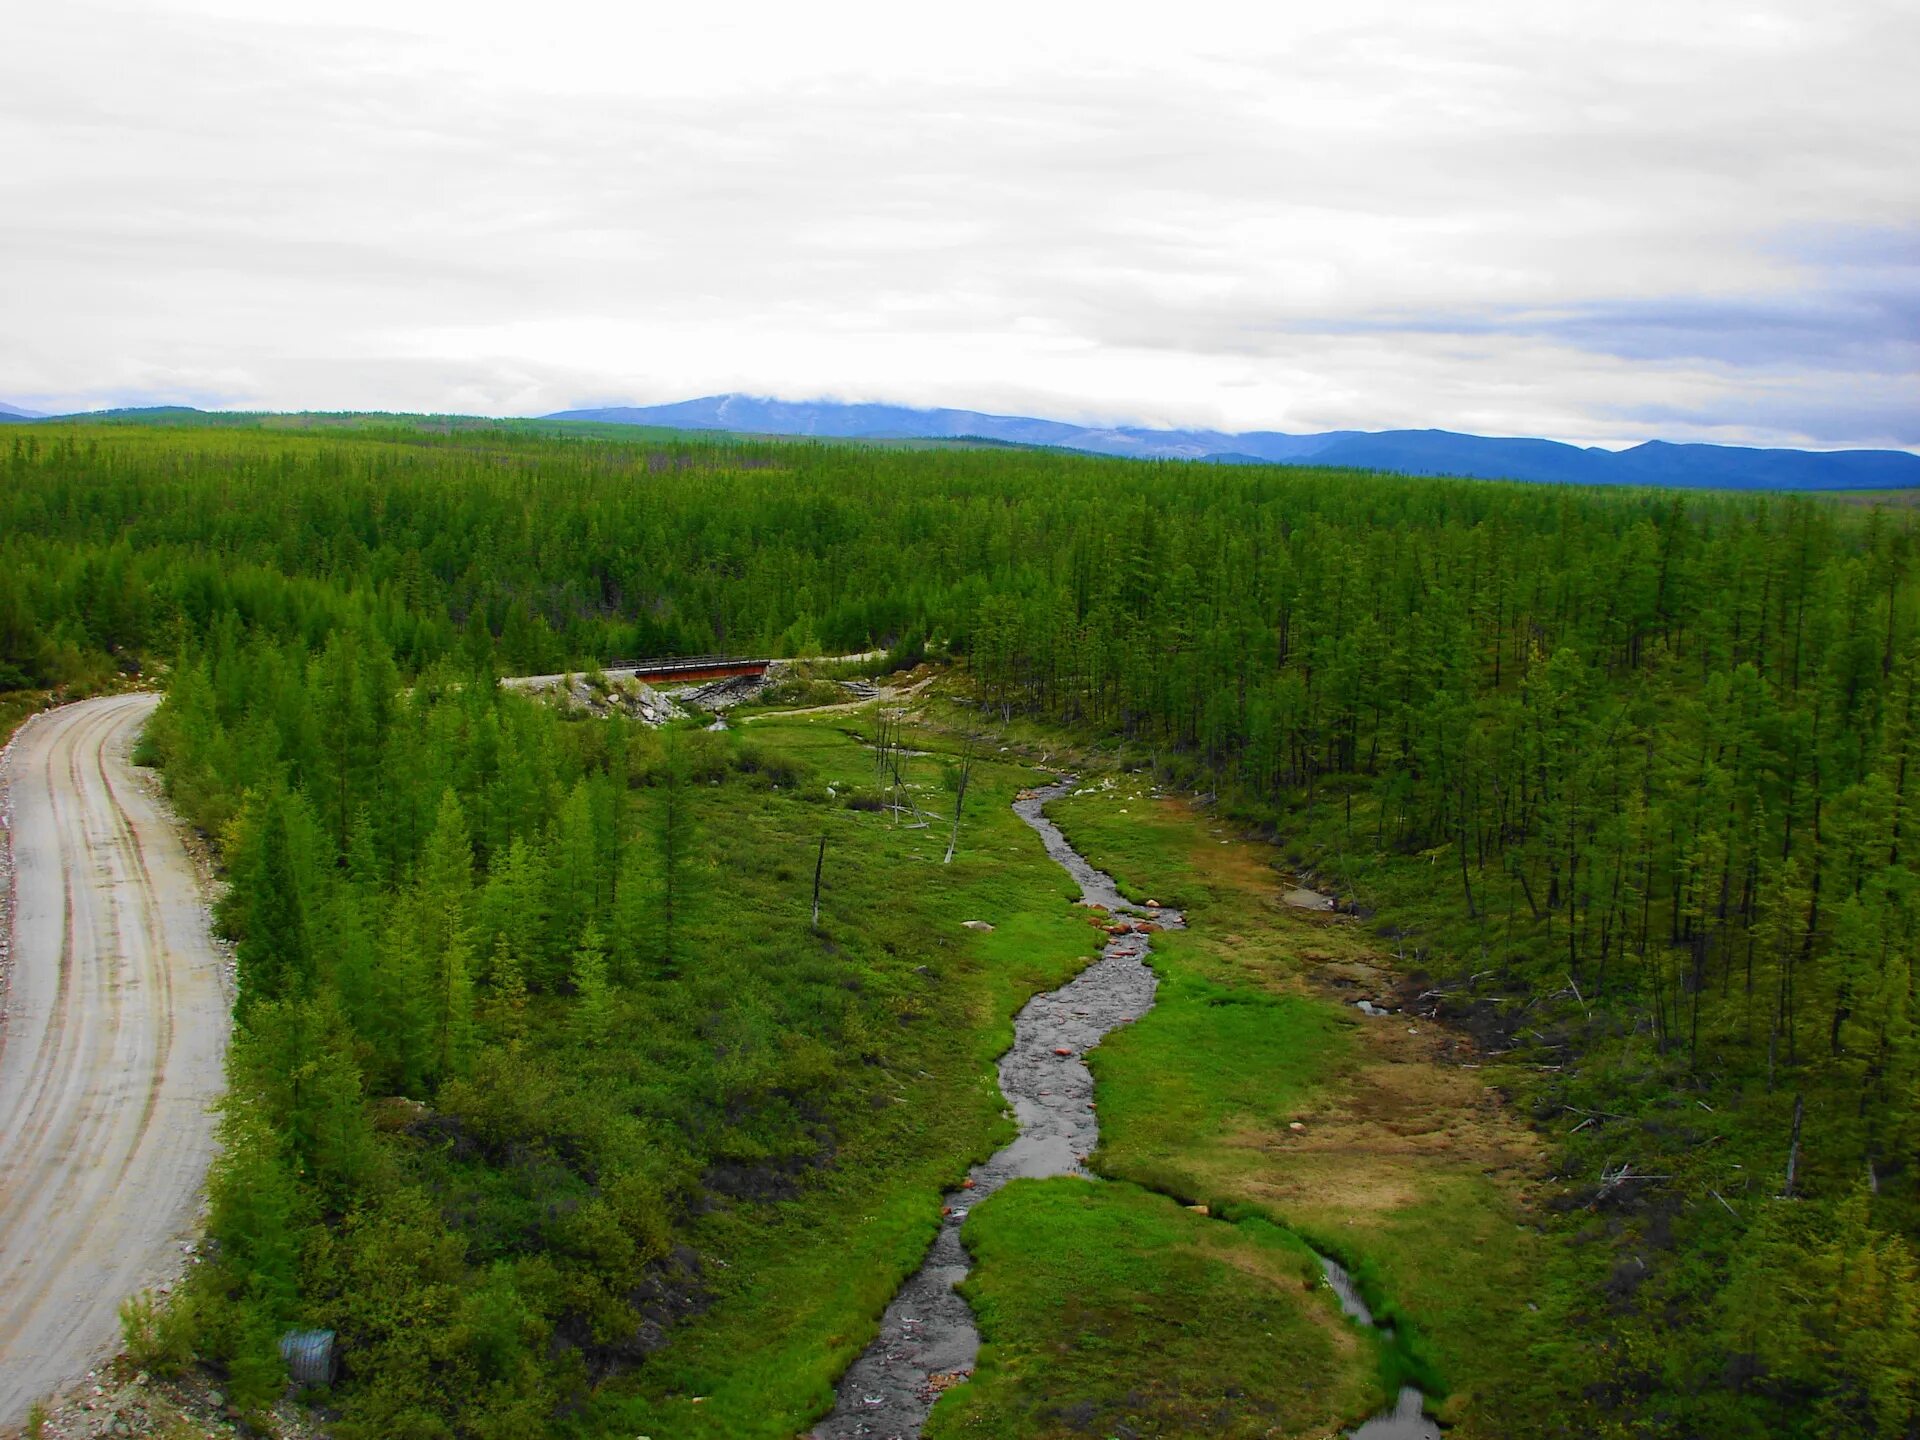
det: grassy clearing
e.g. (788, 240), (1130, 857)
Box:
(931, 1178), (1375, 1439)
(1044, 779), (1545, 1434)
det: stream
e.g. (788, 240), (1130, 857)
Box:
(812, 777), (1437, 1440)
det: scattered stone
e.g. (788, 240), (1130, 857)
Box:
(1145, 898), (1161, 908)
(1288, 1121), (1306, 1132)
(961, 920), (995, 931)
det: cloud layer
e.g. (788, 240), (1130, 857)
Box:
(3, 1), (1915, 447)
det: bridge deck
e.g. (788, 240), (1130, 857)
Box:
(604, 656), (773, 683)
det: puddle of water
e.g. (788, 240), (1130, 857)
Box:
(1318, 1253), (1377, 1328)
(1352, 1386), (1442, 1440)
(1283, 884), (1336, 911)
(811, 779), (1184, 1439)
(1317, 1256), (1442, 1439)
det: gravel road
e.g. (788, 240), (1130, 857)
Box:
(0, 693), (228, 1430)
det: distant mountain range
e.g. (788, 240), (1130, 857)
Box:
(547, 395), (1920, 491)
(7, 396), (1915, 489)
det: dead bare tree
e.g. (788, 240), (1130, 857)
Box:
(811, 834), (826, 929)
(943, 734), (978, 865)
(1783, 1092), (1804, 1198)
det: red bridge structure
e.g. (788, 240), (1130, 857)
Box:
(604, 655), (774, 684)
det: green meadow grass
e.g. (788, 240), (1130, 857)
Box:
(931, 1178), (1375, 1439)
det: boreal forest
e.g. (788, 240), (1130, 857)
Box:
(3, 417), (1918, 1440)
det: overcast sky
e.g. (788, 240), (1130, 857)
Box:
(3, 1), (1915, 447)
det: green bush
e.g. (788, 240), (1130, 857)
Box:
(118, 1288), (198, 1377)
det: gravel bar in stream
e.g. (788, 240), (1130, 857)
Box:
(812, 779), (1181, 1440)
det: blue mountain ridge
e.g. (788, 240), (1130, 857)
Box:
(545, 396), (1920, 491)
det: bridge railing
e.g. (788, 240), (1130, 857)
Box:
(601, 656), (772, 679)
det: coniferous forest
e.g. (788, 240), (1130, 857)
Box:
(4, 418), (1918, 1439)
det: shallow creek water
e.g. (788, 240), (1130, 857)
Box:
(813, 778), (1434, 1440)
(1318, 1255), (1443, 1439)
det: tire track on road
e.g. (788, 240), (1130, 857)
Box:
(0, 702), (110, 1218)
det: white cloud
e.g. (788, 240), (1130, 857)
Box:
(2, 0), (1914, 447)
